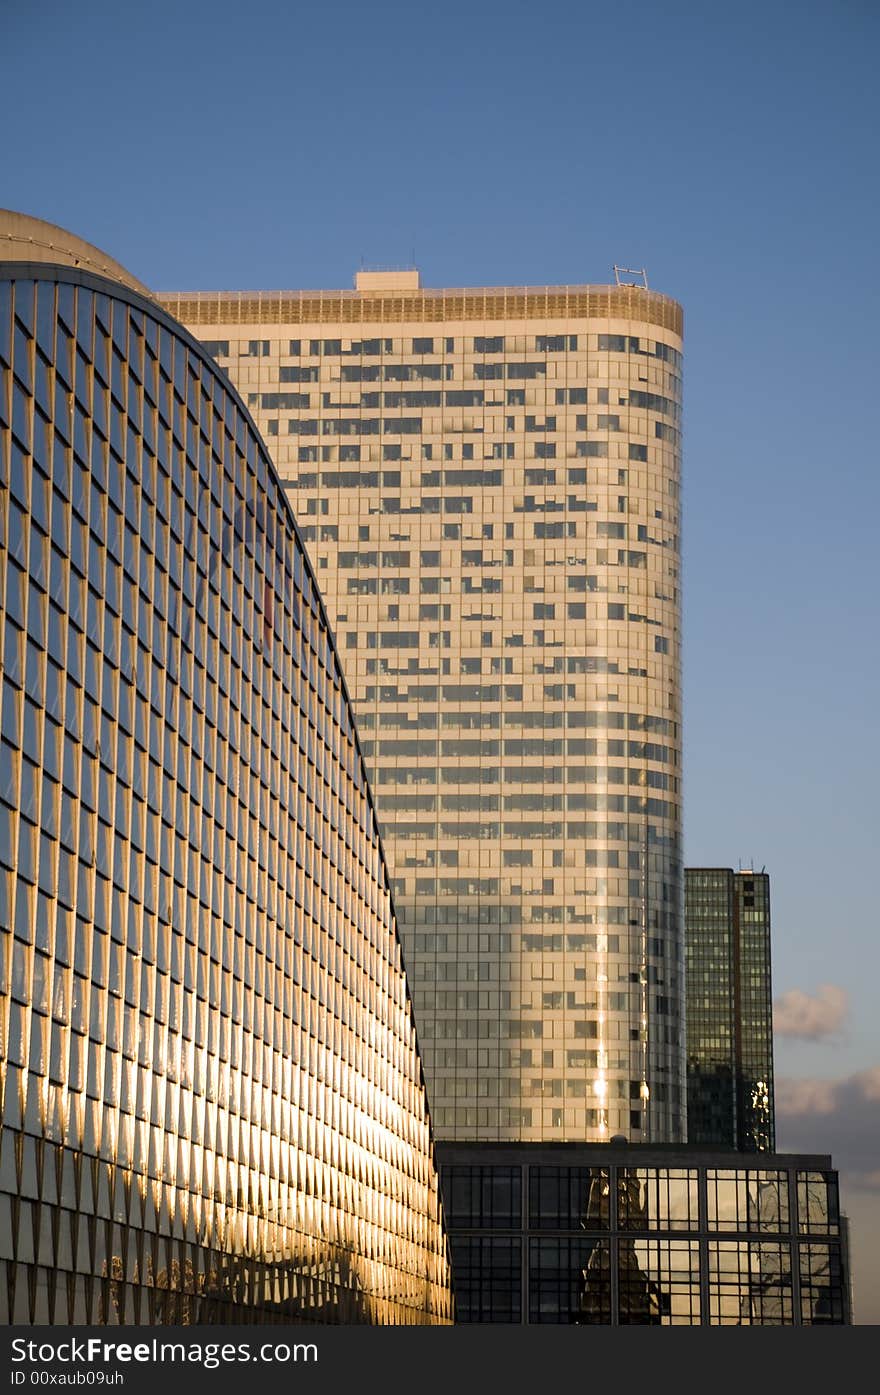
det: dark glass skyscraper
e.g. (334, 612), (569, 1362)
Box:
(0, 212), (453, 1324)
(685, 868), (775, 1151)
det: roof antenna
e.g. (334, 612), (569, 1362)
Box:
(613, 265), (648, 289)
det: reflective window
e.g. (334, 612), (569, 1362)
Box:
(531, 1237), (611, 1324)
(449, 1237), (521, 1323)
(618, 1239), (700, 1324)
(706, 1170), (789, 1233)
(442, 1165), (523, 1228)
(797, 1172), (839, 1234)
(529, 1166), (609, 1230)
(617, 1168), (699, 1231)
(800, 1243), (846, 1323)
(707, 1241), (793, 1325)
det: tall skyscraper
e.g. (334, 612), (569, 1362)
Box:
(685, 868), (775, 1151)
(163, 270), (684, 1144)
(0, 214), (453, 1324)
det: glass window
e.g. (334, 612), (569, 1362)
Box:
(530, 1167), (609, 1229)
(442, 1166), (520, 1229)
(617, 1168), (699, 1231)
(531, 1237), (611, 1324)
(799, 1242), (846, 1323)
(618, 1239), (700, 1325)
(706, 1170), (789, 1232)
(707, 1241), (793, 1325)
(796, 1172), (839, 1234)
(449, 1236), (521, 1323)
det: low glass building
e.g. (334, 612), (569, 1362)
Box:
(437, 1142), (850, 1324)
(0, 213), (453, 1324)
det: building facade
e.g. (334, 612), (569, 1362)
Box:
(0, 216), (453, 1324)
(164, 271), (685, 1145)
(685, 868), (775, 1151)
(436, 1141), (850, 1325)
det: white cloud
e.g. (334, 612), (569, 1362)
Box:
(773, 983), (848, 1040)
(776, 1067), (880, 1190)
(775, 1076), (837, 1114)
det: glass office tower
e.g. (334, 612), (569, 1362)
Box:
(164, 272), (684, 1144)
(0, 214), (453, 1324)
(685, 868), (775, 1151)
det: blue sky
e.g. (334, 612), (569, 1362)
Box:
(3, 0), (878, 1320)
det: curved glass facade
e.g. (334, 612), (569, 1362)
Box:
(0, 260), (453, 1323)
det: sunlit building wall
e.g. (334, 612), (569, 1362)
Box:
(685, 868), (775, 1151)
(0, 215), (453, 1324)
(163, 272), (684, 1144)
(436, 1142), (850, 1324)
